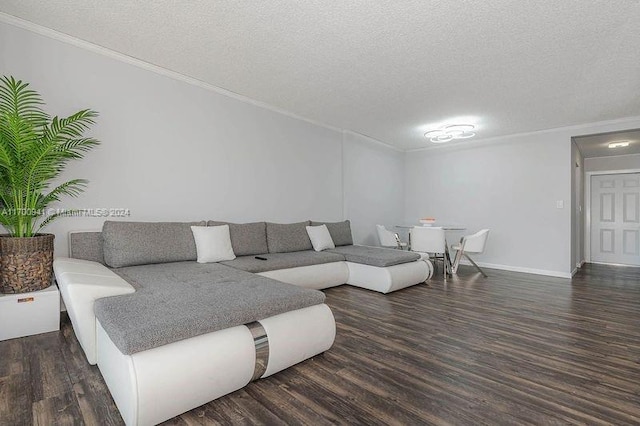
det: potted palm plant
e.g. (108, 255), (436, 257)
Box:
(0, 76), (99, 293)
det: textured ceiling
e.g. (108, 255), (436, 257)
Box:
(1, 1), (640, 150)
(574, 129), (640, 158)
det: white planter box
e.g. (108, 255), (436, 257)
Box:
(0, 284), (60, 341)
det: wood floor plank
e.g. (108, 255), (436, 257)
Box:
(1, 262), (639, 425)
(59, 319), (101, 386)
(0, 373), (32, 426)
(25, 333), (73, 401)
(32, 390), (84, 426)
(72, 374), (123, 426)
(242, 376), (334, 426)
(0, 338), (26, 377)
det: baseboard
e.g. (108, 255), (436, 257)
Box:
(571, 260), (586, 277)
(457, 259), (572, 279)
(589, 261), (640, 268)
(571, 267), (578, 277)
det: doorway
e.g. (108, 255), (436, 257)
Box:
(573, 129), (640, 268)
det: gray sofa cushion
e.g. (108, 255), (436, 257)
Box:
(70, 232), (105, 264)
(221, 251), (345, 273)
(95, 262), (325, 354)
(207, 221), (268, 256)
(266, 221), (313, 253)
(328, 245), (420, 267)
(102, 221), (205, 268)
(311, 220), (353, 246)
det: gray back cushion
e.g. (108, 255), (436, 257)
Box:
(207, 221), (268, 256)
(69, 232), (105, 264)
(311, 220), (353, 246)
(102, 221), (205, 268)
(266, 221), (313, 253)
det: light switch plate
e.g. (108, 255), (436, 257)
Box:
(556, 200), (564, 209)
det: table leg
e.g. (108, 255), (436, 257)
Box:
(452, 243), (464, 274)
(444, 238), (453, 276)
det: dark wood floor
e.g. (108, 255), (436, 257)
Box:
(1, 263), (639, 425)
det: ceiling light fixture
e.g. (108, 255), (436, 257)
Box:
(424, 124), (476, 143)
(608, 141), (630, 149)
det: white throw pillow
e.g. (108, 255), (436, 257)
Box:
(191, 225), (236, 263)
(306, 225), (336, 251)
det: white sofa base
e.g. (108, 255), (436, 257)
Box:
(97, 304), (335, 426)
(54, 258), (135, 364)
(258, 259), (432, 294)
(53, 255), (428, 370)
(257, 261), (349, 290)
(346, 260), (430, 294)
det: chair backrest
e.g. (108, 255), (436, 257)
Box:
(410, 226), (446, 253)
(376, 225), (398, 247)
(462, 229), (490, 253)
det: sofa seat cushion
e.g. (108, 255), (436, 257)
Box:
(221, 251), (346, 273)
(328, 245), (421, 267)
(94, 262), (325, 355)
(207, 221), (268, 256)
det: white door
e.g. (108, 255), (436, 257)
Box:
(591, 173), (640, 266)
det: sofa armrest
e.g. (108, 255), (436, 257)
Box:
(54, 258), (135, 364)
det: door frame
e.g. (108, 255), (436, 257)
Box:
(585, 168), (640, 263)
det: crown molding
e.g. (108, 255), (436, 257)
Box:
(583, 152), (640, 161)
(342, 130), (403, 153)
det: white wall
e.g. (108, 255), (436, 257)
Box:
(0, 20), (399, 255)
(584, 153), (640, 172)
(342, 132), (404, 245)
(405, 133), (571, 276)
(405, 118), (640, 277)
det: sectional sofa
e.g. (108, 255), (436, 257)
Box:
(53, 220), (432, 425)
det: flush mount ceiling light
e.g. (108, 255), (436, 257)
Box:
(424, 124), (476, 143)
(608, 141), (630, 149)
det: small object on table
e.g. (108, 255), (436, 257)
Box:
(419, 217), (437, 226)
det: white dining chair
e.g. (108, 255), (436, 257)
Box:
(410, 226), (448, 279)
(376, 225), (407, 250)
(451, 229), (490, 277)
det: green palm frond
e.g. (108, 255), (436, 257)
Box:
(43, 110), (97, 142)
(36, 180), (88, 207)
(35, 210), (68, 234)
(0, 76), (49, 126)
(0, 76), (99, 237)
